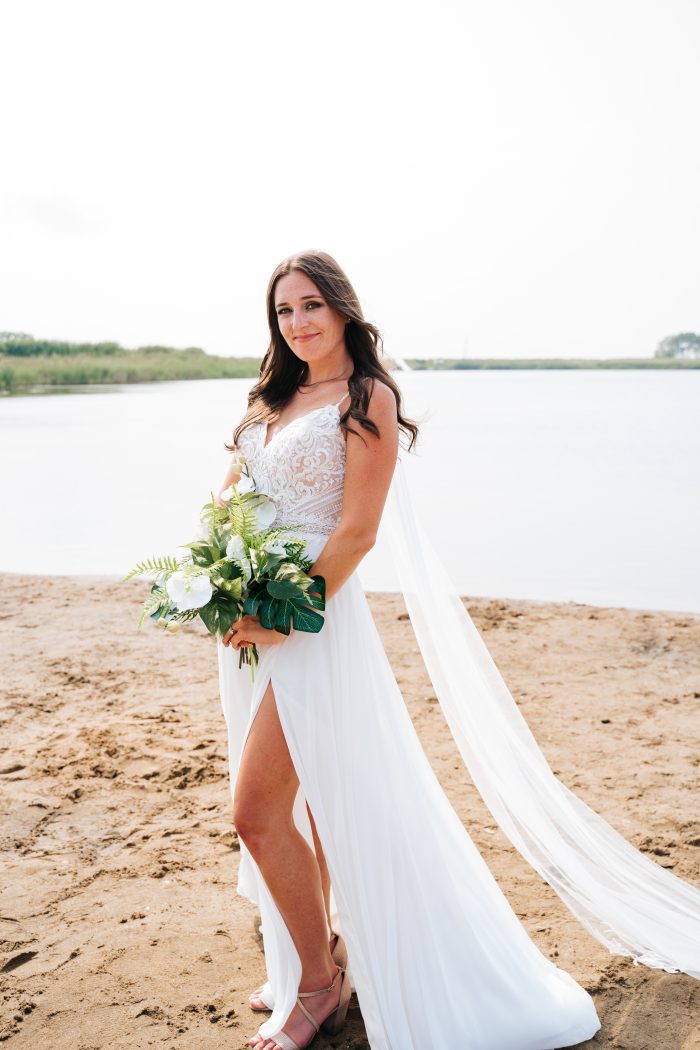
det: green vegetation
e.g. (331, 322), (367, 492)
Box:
(405, 331), (700, 369)
(0, 334), (262, 392)
(404, 357), (700, 370)
(3, 333), (699, 392)
(655, 332), (700, 359)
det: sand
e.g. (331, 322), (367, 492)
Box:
(1, 573), (699, 1049)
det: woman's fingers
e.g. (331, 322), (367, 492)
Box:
(222, 614), (258, 646)
(223, 625), (241, 647)
(222, 614), (279, 649)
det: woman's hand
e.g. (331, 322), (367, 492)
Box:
(222, 614), (288, 650)
(215, 449), (244, 507)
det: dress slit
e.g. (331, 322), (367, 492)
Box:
(235, 666), (275, 785)
(227, 650), (347, 1042)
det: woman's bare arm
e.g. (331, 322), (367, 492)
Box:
(215, 449), (244, 506)
(224, 382), (398, 649)
(305, 380), (399, 601)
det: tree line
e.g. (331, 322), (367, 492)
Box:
(0, 333), (210, 357)
(654, 333), (700, 359)
(0, 334), (262, 391)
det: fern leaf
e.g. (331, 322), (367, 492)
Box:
(124, 554), (180, 582)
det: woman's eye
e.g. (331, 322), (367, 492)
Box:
(276, 301), (322, 315)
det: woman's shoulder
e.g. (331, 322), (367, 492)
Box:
(233, 411), (261, 449)
(359, 375), (397, 418)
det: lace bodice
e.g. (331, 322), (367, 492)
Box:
(236, 397), (347, 536)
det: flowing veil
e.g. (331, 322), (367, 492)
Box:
(378, 453), (700, 982)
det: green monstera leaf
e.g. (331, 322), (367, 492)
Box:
(305, 575), (326, 609)
(253, 574), (326, 635)
(291, 603), (325, 633)
(274, 602), (293, 635)
(257, 594), (277, 631)
(267, 578), (306, 600)
(243, 590), (263, 616)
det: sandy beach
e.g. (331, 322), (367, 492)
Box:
(1, 572), (699, 1049)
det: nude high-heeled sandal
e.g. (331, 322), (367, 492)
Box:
(330, 930), (348, 969)
(249, 931), (347, 1012)
(251, 964), (351, 1050)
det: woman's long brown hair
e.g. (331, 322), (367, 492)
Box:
(227, 249), (419, 452)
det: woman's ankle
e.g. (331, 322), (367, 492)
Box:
(298, 962), (339, 993)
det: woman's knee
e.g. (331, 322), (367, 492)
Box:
(232, 789), (268, 845)
(233, 776), (298, 848)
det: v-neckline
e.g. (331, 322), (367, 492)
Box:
(261, 393), (349, 451)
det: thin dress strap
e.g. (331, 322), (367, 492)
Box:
(333, 388), (351, 407)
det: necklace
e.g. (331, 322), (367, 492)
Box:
(298, 370), (351, 390)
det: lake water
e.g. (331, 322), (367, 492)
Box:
(1, 370), (698, 612)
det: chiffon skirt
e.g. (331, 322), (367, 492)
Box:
(217, 531), (601, 1050)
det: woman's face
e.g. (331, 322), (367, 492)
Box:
(274, 270), (347, 364)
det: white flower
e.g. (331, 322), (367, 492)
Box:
(226, 534), (247, 560)
(194, 520), (211, 541)
(248, 494), (277, 532)
(238, 556), (253, 584)
(165, 571), (213, 612)
(263, 539), (288, 557)
(236, 473), (256, 495)
(226, 534), (253, 583)
(232, 452), (247, 467)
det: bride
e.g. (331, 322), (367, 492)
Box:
(214, 250), (699, 1050)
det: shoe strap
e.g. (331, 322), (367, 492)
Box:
(294, 996), (321, 1034)
(297, 966), (342, 999)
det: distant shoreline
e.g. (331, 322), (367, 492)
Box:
(2, 353), (699, 394)
(403, 357), (700, 370)
(0, 347), (262, 394)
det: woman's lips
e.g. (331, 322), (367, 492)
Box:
(295, 334), (318, 342)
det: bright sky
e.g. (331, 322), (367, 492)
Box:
(1, 0), (698, 360)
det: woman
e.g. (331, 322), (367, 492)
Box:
(214, 248), (605, 1050)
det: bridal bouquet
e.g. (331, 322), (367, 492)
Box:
(124, 455), (326, 678)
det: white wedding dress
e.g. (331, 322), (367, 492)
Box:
(216, 391), (603, 1050)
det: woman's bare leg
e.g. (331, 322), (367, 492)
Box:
(248, 804), (335, 1009)
(233, 680), (341, 1049)
(306, 802), (333, 932)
